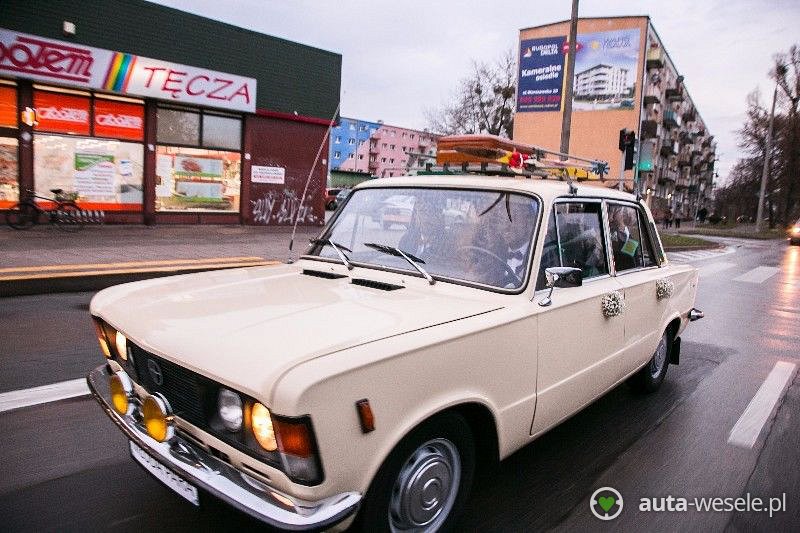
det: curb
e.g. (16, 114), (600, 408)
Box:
(0, 258), (279, 297)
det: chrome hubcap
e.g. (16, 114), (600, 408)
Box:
(389, 438), (461, 532)
(650, 334), (668, 378)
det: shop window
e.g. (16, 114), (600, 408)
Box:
(0, 137), (19, 207)
(202, 114), (241, 150)
(155, 146), (240, 213)
(33, 134), (144, 210)
(157, 108), (200, 145)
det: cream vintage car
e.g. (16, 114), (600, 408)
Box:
(87, 170), (703, 531)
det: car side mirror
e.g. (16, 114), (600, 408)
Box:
(538, 267), (583, 307)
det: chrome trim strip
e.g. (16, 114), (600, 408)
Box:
(86, 365), (361, 531)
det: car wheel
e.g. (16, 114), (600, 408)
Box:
(628, 329), (671, 393)
(355, 412), (475, 532)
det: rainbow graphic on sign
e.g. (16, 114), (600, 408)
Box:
(103, 52), (137, 92)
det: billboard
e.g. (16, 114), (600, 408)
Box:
(572, 29), (641, 111)
(517, 36), (566, 112)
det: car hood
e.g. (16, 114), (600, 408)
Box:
(91, 263), (502, 401)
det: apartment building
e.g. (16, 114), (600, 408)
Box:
(515, 16), (715, 221)
(329, 117), (438, 178)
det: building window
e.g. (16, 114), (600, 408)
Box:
(359, 124), (368, 131)
(390, 144), (395, 149)
(381, 157), (387, 163)
(370, 155), (376, 162)
(358, 154), (364, 160)
(390, 158), (394, 163)
(334, 136), (341, 143)
(382, 143), (387, 148)
(156, 107), (200, 145)
(334, 151), (341, 158)
(349, 123), (355, 130)
(202, 114), (241, 150)
(348, 153), (354, 159)
(402, 132), (407, 138)
(348, 138), (355, 145)
(410, 133), (415, 139)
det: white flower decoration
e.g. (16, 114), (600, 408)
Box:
(656, 279), (675, 300)
(601, 290), (625, 318)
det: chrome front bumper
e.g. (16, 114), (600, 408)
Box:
(87, 364), (361, 530)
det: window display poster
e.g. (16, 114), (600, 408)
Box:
(251, 165), (285, 184)
(174, 156), (223, 177)
(74, 153), (115, 197)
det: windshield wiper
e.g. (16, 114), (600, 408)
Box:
(363, 242), (435, 285)
(311, 238), (354, 270)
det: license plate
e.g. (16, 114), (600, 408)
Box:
(130, 441), (200, 506)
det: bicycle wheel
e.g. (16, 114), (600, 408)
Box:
(54, 202), (85, 232)
(5, 202), (39, 229)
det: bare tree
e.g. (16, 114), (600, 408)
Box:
(426, 49), (516, 138)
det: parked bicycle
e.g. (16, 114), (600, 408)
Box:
(5, 189), (86, 231)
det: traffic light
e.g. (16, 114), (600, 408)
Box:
(618, 129), (636, 170)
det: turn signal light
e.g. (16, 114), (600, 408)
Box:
(274, 418), (314, 458)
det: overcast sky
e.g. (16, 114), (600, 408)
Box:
(150, 0), (799, 182)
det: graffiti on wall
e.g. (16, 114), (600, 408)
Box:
(251, 188), (318, 225)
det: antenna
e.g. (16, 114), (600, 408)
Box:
(287, 100), (341, 262)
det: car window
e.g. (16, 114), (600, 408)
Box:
(309, 187), (540, 290)
(638, 209), (657, 268)
(607, 203), (646, 272)
(536, 201), (608, 289)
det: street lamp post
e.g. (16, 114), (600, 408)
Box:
(559, 0), (579, 160)
(756, 64), (787, 232)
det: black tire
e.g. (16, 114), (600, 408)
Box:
(628, 329), (671, 393)
(354, 412), (475, 532)
(54, 202), (84, 232)
(5, 202), (38, 229)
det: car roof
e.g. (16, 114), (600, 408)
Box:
(356, 174), (639, 204)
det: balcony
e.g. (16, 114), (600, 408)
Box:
(675, 177), (690, 189)
(644, 85), (661, 105)
(646, 47), (664, 70)
(659, 168), (678, 184)
(665, 87), (684, 102)
(641, 120), (660, 139)
(682, 107), (696, 123)
(660, 140), (679, 157)
(663, 109), (682, 129)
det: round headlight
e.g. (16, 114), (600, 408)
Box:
(217, 388), (243, 432)
(109, 373), (132, 415)
(142, 394), (173, 442)
(251, 402), (277, 451)
(115, 331), (128, 361)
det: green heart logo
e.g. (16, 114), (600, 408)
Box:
(598, 496), (616, 513)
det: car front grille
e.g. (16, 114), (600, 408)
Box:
(130, 345), (209, 427)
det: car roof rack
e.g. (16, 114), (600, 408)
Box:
(428, 134), (609, 194)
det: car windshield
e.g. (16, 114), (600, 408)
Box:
(307, 187), (540, 290)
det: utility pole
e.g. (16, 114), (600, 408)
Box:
(559, 0), (579, 160)
(756, 78), (780, 232)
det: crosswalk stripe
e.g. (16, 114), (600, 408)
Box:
(0, 378), (90, 413)
(699, 261), (736, 276)
(733, 266), (780, 284)
(728, 361), (797, 448)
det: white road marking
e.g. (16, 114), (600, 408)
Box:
(667, 246), (735, 263)
(732, 266), (780, 284)
(728, 361), (797, 449)
(699, 261), (736, 276)
(0, 378), (90, 413)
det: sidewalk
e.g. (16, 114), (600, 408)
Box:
(1, 223), (325, 296)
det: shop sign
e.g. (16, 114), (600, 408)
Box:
(0, 28), (257, 113)
(0, 85), (16, 127)
(94, 99), (144, 140)
(33, 91), (90, 135)
(251, 165), (285, 184)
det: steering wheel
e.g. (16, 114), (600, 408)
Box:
(457, 245), (522, 287)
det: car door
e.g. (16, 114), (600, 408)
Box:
(606, 201), (663, 369)
(531, 199), (626, 436)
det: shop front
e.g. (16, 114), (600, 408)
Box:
(0, 21), (334, 226)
